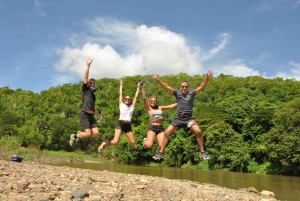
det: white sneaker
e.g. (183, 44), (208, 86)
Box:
(98, 142), (107, 152)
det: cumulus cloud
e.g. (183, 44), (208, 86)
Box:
(55, 17), (205, 81)
(54, 17), (262, 84)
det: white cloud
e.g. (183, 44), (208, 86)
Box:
(56, 17), (291, 86)
(50, 74), (76, 87)
(200, 33), (230, 62)
(55, 18), (204, 82)
(276, 61), (300, 79)
(33, 0), (46, 17)
(295, 0), (300, 8)
(208, 59), (260, 77)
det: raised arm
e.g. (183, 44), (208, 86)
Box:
(160, 103), (177, 111)
(195, 70), (213, 95)
(152, 73), (174, 95)
(83, 57), (93, 84)
(119, 79), (123, 105)
(132, 82), (141, 107)
(141, 84), (150, 112)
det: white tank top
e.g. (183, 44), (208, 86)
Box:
(119, 103), (134, 122)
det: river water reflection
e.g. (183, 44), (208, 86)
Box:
(59, 162), (300, 201)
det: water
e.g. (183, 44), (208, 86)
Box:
(59, 162), (300, 201)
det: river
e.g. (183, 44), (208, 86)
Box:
(59, 162), (300, 201)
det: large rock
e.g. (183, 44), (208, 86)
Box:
(71, 188), (89, 198)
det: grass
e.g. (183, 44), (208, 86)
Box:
(0, 136), (108, 165)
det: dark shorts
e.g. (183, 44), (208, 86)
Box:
(79, 111), (98, 129)
(171, 117), (197, 131)
(115, 121), (132, 133)
(148, 125), (164, 135)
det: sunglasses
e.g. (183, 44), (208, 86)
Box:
(150, 100), (157, 102)
(89, 82), (95, 85)
(180, 86), (188, 88)
(125, 98), (131, 101)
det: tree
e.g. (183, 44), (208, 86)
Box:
(265, 98), (300, 175)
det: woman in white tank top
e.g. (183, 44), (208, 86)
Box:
(98, 79), (141, 152)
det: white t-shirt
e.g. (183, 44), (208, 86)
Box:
(119, 103), (134, 122)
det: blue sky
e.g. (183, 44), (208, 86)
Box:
(1, 0), (300, 93)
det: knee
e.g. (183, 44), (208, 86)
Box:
(85, 131), (93, 137)
(164, 131), (171, 138)
(146, 143), (153, 148)
(195, 130), (203, 137)
(92, 131), (99, 137)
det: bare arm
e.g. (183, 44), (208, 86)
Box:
(160, 103), (177, 111)
(83, 57), (93, 84)
(94, 107), (102, 122)
(132, 82), (141, 107)
(195, 70), (213, 95)
(141, 84), (150, 112)
(119, 79), (123, 105)
(152, 73), (174, 95)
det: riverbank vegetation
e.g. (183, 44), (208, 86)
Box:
(1, 73), (300, 175)
(0, 136), (106, 164)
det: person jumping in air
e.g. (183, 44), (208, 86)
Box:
(152, 70), (213, 160)
(98, 79), (141, 151)
(69, 57), (102, 147)
(141, 83), (177, 160)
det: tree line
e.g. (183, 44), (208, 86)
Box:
(1, 73), (300, 175)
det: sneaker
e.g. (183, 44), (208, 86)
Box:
(200, 152), (210, 160)
(143, 138), (147, 148)
(98, 142), (107, 152)
(152, 152), (164, 160)
(69, 134), (76, 147)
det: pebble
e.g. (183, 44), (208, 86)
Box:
(0, 160), (279, 201)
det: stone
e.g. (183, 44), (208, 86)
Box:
(72, 188), (89, 198)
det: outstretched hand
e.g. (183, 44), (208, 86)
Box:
(207, 70), (213, 79)
(152, 73), (159, 80)
(86, 57), (93, 66)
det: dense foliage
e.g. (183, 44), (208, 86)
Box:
(1, 73), (300, 175)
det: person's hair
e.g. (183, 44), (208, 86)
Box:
(88, 78), (95, 83)
(180, 81), (189, 86)
(148, 96), (157, 104)
(124, 95), (132, 101)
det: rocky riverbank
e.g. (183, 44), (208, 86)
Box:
(0, 160), (279, 201)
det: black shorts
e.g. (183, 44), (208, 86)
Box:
(148, 125), (164, 135)
(171, 117), (197, 131)
(115, 121), (132, 133)
(79, 111), (98, 129)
